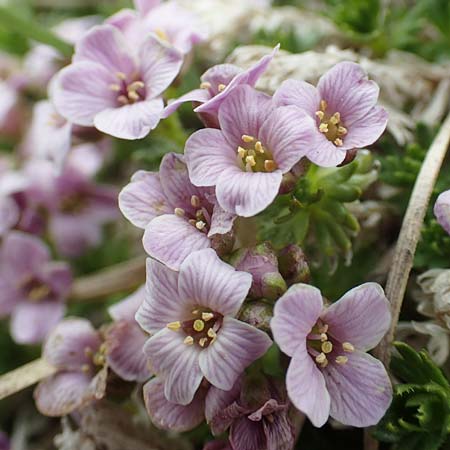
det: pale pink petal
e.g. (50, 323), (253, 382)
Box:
(143, 378), (206, 431)
(317, 62), (380, 124)
(73, 24), (136, 75)
(201, 64), (242, 93)
(139, 35), (183, 99)
(321, 283), (391, 351)
(273, 79), (320, 117)
(0, 277), (20, 317)
(143, 214), (210, 270)
(52, 61), (116, 126)
(134, 0), (160, 15)
(143, 328), (203, 405)
(199, 317), (272, 390)
(218, 85), (273, 147)
(216, 169), (282, 217)
(41, 262), (73, 298)
(162, 88), (211, 118)
(136, 258), (184, 334)
(271, 284), (323, 357)
(208, 203), (236, 237)
(178, 249), (252, 316)
(306, 134), (346, 167)
(230, 418), (265, 450)
(259, 105), (316, 172)
(286, 341), (330, 427)
(185, 128), (236, 187)
(94, 98), (163, 139)
(323, 351), (392, 427)
(119, 170), (171, 228)
(435, 189), (450, 235)
(205, 379), (241, 424)
(106, 8), (137, 31)
(109, 285), (145, 321)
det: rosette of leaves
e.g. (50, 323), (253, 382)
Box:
(374, 342), (450, 450)
(258, 150), (378, 273)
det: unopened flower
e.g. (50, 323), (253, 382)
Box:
(274, 62), (388, 167)
(185, 85), (316, 217)
(136, 249), (272, 405)
(119, 152), (235, 270)
(52, 24), (183, 139)
(162, 46), (278, 127)
(271, 282), (392, 427)
(105, 286), (150, 382)
(278, 244), (310, 285)
(434, 190), (450, 235)
(0, 231), (72, 344)
(34, 318), (107, 417)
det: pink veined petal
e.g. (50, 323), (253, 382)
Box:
(317, 61), (380, 125)
(105, 8), (138, 32)
(143, 328), (203, 405)
(205, 378), (242, 424)
(230, 417), (265, 450)
(134, 0), (160, 15)
(10, 301), (65, 345)
(178, 249), (252, 316)
(52, 61), (117, 126)
(139, 35), (183, 99)
(341, 105), (388, 150)
(262, 407), (295, 450)
(143, 377), (206, 432)
(199, 317), (272, 390)
(118, 170), (171, 228)
(185, 128), (236, 187)
(435, 189), (450, 235)
(271, 284), (323, 357)
(104, 320), (150, 382)
(143, 214), (211, 270)
(43, 318), (101, 370)
(109, 285), (145, 322)
(259, 105), (316, 172)
(94, 98), (163, 140)
(286, 340), (330, 427)
(41, 262), (73, 299)
(208, 203), (236, 237)
(73, 24), (137, 75)
(305, 133), (346, 168)
(323, 351), (392, 427)
(0, 196), (19, 236)
(215, 168), (282, 217)
(321, 282), (391, 351)
(135, 258), (184, 334)
(217, 85), (273, 147)
(0, 277), (20, 317)
(162, 88), (211, 118)
(273, 79), (320, 117)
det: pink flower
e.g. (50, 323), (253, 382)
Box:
(271, 283), (392, 427)
(136, 249), (272, 405)
(52, 24), (183, 139)
(434, 190), (450, 235)
(119, 152), (235, 270)
(0, 231), (72, 344)
(105, 286), (151, 382)
(274, 62), (388, 167)
(34, 318), (107, 417)
(162, 46), (279, 127)
(185, 85), (316, 217)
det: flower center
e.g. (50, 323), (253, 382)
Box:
(236, 135), (277, 173)
(18, 276), (52, 303)
(173, 195), (212, 233)
(60, 192), (87, 213)
(109, 72), (146, 106)
(81, 343), (106, 374)
(306, 320), (354, 368)
(166, 308), (222, 348)
(315, 100), (347, 147)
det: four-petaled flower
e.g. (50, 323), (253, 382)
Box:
(271, 282), (392, 427)
(274, 62), (388, 167)
(136, 248), (272, 405)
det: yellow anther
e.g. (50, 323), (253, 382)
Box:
(195, 221), (206, 230)
(167, 321), (181, 331)
(315, 352), (327, 365)
(264, 160), (277, 172)
(192, 309), (199, 314)
(199, 337), (208, 347)
(319, 123), (329, 133)
(242, 134), (255, 143)
(315, 110), (324, 120)
(116, 72), (126, 80)
(319, 324), (329, 333)
(81, 364), (91, 373)
(329, 112), (340, 125)
(338, 126), (347, 135)
(320, 100), (328, 111)
(238, 146), (247, 158)
(246, 155), (256, 167)
(155, 28), (168, 41)
(200, 81), (211, 89)
(84, 347), (93, 358)
(207, 328), (217, 339)
(109, 84), (121, 92)
(191, 195), (200, 207)
(342, 342), (355, 353)
(202, 312), (214, 321)
(174, 207), (185, 217)
(196, 210), (204, 219)
(321, 341), (333, 354)
(334, 138), (343, 147)
(247, 149), (256, 157)
(128, 91), (140, 101)
(118, 95), (129, 105)
(184, 336), (194, 345)
(128, 81), (145, 91)
(336, 355), (348, 365)
(193, 319), (205, 332)
(255, 141), (264, 153)
(320, 333), (328, 342)
(218, 83), (226, 92)
(188, 219), (197, 226)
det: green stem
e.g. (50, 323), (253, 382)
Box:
(0, 6), (73, 57)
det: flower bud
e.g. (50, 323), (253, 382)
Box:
(210, 231), (235, 258)
(239, 301), (273, 331)
(278, 244), (310, 285)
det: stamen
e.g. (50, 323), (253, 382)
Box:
(200, 81), (211, 89)
(207, 328), (216, 339)
(315, 110), (324, 120)
(342, 342), (354, 353)
(184, 336), (194, 345)
(128, 81), (145, 91)
(315, 352), (327, 365)
(195, 221), (206, 230)
(245, 155), (256, 167)
(167, 321), (181, 331)
(202, 312), (214, 321)
(338, 126), (347, 135)
(81, 364), (91, 373)
(192, 309), (199, 314)
(319, 123), (329, 133)
(218, 83), (226, 92)
(128, 91), (140, 102)
(320, 99), (327, 111)
(199, 337), (208, 347)
(174, 208), (185, 217)
(84, 347), (93, 358)
(191, 195), (200, 208)
(242, 134), (254, 143)
(188, 219), (197, 226)
(318, 324), (329, 333)
(237, 146), (247, 158)
(336, 355), (348, 365)
(193, 319), (205, 332)
(155, 28), (168, 41)
(329, 112), (340, 125)
(117, 95), (129, 105)
(321, 341), (333, 354)
(320, 333), (328, 342)
(264, 160), (277, 172)
(116, 72), (126, 80)
(109, 84), (121, 92)
(255, 141), (264, 153)
(247, 149), (256, 157)
(334, 138), (343, 147)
